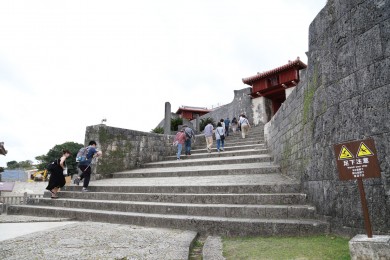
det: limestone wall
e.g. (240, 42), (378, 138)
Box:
(265, 0), (390, 235)
(193, 87), (255, 127)
(84, 124), (176, 178)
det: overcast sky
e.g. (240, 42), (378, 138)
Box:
(0, 0), (326, 166)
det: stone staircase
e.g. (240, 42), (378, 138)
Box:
(7, 126), (329, 237)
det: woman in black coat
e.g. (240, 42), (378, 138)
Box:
(46, 149), (71, 198)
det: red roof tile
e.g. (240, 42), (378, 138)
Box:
(242, 58), (307, 85)
(176, 106), (211, 114)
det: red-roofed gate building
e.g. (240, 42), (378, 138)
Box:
(242, 58), (307, 124)
(176, 106), (211, 121)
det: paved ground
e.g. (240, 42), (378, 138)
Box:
(1, 181), (47, 196)
(0, 215), (197, 260)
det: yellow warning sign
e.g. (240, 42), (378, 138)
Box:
(357, 142), (374, 157)
(339, 145), (354, 160)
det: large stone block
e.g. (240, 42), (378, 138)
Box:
(349, 235), (390, 260)
(336, 40), (357, 79)
(355, 25), (383, 70)
(381, 19), (390, 57)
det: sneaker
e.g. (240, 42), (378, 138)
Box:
(82, 188), (89, 192)
(177, 158), (181, 160)
(73, 178), (80, 186)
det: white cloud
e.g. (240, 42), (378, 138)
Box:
(0, 0), (326, 166)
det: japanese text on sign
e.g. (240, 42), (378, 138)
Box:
(334, 139), (381, 181)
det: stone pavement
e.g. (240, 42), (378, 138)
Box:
(0, 215), (198, 260)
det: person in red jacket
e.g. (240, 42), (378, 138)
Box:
(173, 129), (186, 160)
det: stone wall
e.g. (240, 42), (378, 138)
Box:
(192, 87), (255, 128)
(264, 0), (390, 235)
(84, 124), (176, 178)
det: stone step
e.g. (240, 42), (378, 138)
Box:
(113, 163), (280, 178)
(143, 154), (273, 168)
(64, 183), (300, 194)
(166, 148), (269, 160)
(228, 128), (264, 134)
(48, 191), (308, 205)
(29, 198), (317, 219)
(194, 139), (265, 149)
(190, 143), (266, 154)
(7, 205), (329, 236)
(64, 174), (300, 194)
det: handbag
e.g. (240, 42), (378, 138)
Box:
(63, 167), (68, 176)
(217, 129), (225, 141)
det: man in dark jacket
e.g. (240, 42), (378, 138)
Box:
(183, 125), (195, 155)
(74, 141), (101, 192)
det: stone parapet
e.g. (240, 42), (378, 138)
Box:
(192, 87), (256, 127)
(84, 124), (176, 177)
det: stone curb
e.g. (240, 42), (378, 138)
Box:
(203, 236), (226, 260)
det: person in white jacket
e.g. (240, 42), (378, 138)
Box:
(239, 115), (250, 139)
(215, 122), (225, 152)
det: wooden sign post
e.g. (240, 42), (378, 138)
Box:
(334, 139), (381, 238)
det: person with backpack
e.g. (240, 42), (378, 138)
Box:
(74, 140), (101, 192)
(46, 149), (71, 198)
(183, 125), (195, 155)
(215, 122), (225, 152)
(231, 117), (238, 133)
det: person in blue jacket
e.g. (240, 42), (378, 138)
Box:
(74, 141), (101, 192)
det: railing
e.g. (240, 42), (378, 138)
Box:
(0, 192), (44, 214)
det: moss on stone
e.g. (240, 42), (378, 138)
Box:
(281, 139), (293, 174)
(95, 126), (134, 176)
(303, 65), (318, 125)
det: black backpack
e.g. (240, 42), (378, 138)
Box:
(46, 159), (59, 172)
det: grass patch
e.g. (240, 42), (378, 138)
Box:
(223, 235), (350, 260)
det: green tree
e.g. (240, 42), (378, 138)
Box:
(19, 160), (34, 169)
(151, 126), (164, 134)
(35, 141), (83, 176)
(200, 117), (215, 131)
(6, 160), (19, 169)
(171, 118), (183, 131)
(0, 167), (4, 173)
(6, 160), (33, 170)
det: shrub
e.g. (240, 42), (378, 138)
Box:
(171, 118), (183, 131)
(151, 127), (164, 134)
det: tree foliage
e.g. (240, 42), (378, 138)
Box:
(6, 160), (34, 170)
(35, 141), (83, 176)
(171, 118), (183, 131)
(200, 117), (215, 131)
(6, 161), (18, 169)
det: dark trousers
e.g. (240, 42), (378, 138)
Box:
(185, 139), (192, 154)
(78, 165), (91, 188)
(225, 126), (229, 136)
